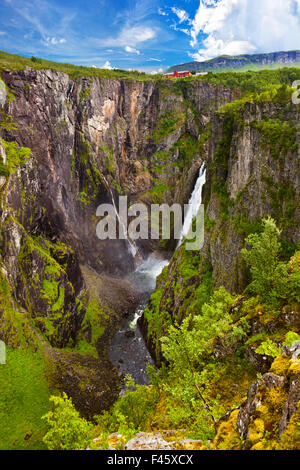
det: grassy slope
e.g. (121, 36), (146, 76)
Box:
(0, 347), (51, 450)
(0, 50), (156, 81)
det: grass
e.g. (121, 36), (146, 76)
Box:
(0, 49), (159, 82)
(0, 347), (51, 450)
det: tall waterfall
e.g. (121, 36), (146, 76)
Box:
(102, 176), (137, 257)
(108, 164), (206, 386)
(178, 163), (206, 246)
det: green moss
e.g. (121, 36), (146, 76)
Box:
(277, 404), (300, 450)
(74, 296), (106, 357)
(80, 87), (91, 101)
(211, 117), (234, 219)
(152, 110), (184, 144)
(144, 248), (213, 360)
(0, 138), (31, 177)
(16, 236), (77, 344)
(0, 273), (37, 350)
(261, 174), (298, 230)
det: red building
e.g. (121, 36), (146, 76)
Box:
(163, 70), (192, 79)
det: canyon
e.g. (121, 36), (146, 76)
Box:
(0, 61), (300, 449)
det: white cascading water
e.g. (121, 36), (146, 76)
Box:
(178, 162), (206, 247)
(102, 175), (137, 257)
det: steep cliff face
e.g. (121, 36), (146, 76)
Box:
(1, 69), (236, 274)
(0, 68), (237, 425)
(1, 64), (299, 448)
(143, 88), (300, 362)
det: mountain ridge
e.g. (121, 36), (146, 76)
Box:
(166, 50), (300, 73)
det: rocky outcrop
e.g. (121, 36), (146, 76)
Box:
(214, 342), (300, 450)
(45, 347), (120, 419)
(92, 431), (204, 450)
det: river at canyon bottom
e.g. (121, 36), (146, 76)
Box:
(108, 253), (169, 388)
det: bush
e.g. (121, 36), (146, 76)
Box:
(241, 217), (288, 307)
(42, 393), (93, 450)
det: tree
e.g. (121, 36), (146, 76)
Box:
(42, 393), (93, 450)
(241, 217), (288, 306)
(160, 287), (235, 430)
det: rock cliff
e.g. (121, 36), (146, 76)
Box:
(0, 67), (236, 420)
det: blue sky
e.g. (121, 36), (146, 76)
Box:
(0, 0), (299, 73)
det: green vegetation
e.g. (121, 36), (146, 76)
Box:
(188, 68), (300, 95)
(241, 217), (296, 309)
(90, 218), (300, 449)
(0, 51), (300, 451)
(0, 50), (160, 82)
(144, 250), (213, 360)
(0, 347), (51, 450)
(251, 119), (298, 159)
(42, 393), (93, 450)
(0, 138), (31, 177)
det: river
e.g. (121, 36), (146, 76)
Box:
(108, 253), (169, 387)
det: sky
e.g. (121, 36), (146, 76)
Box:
(0, 0), (299, 73)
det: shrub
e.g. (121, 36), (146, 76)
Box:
(241, 217), (288, 307)
(42, 393), (93, 450)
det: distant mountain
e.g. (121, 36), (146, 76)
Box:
(166, 50), (300, 74)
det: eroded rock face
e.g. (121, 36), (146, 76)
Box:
(236, 372), (287, 443)
(0, 69), (238, 417)
(230, 342), (300, 449)
(142, 93), (300, 363)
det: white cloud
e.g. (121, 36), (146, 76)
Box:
(101, 60), (113, 69)
(151, 67), (164, 75)
(44, 36), (66, 46)
(0, 32), (7, 36)
(158, 8), (168, 16)
(125, 45), (140, 55)
(147, 58), (162, 62)
(179, 0), (300, 61)
(171, 7), (191, 24)
(99, 25), (156, 48)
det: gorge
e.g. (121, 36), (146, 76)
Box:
(0, 54), (300, 450)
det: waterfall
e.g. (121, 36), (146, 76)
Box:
(178, 162), (206, 247)
(102, 175), (137, 257)
(109, 165), (206, 386)
(67, 83), (74, 101)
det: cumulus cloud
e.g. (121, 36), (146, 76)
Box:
(151, 67), (163, 75)
(125, 45), (140, 55)
(180, 0), (300, 61)
(101, 60), (113, 69)
(100, 25), (156, 48)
